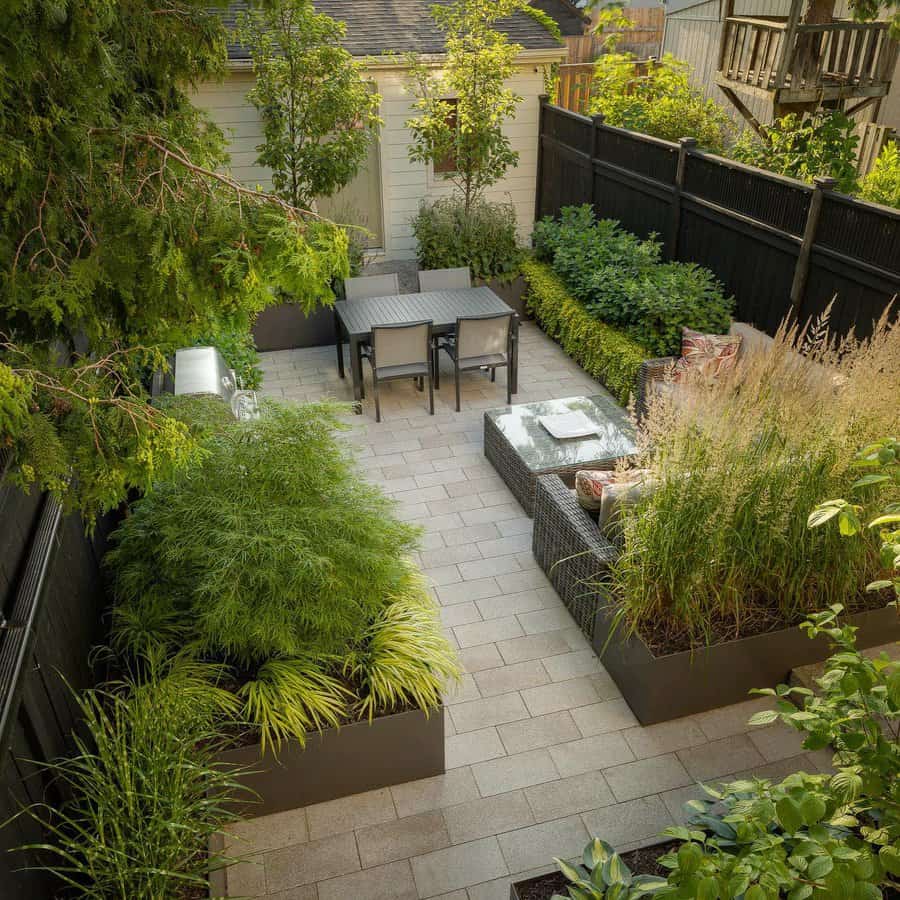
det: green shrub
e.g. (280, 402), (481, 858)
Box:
(731, 110), (860, 194)
(533, 207), (733, 357)
(12, 661), (246, 899)
(591, 53), (733, 153)
(521, 258), (649, 405)
(860, 141), (900, 209)
(108, 401), (421, 663)
(191, 316), (263, 390)
(612, 314), (898, 649)
(411, 196), (522, 282)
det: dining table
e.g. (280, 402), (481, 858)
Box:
(332, 286), (520, 407)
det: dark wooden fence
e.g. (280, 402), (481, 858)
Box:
(0, 451), (112, 899)
(535, 98), (900, 340)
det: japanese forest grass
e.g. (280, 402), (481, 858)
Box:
(609, 311), (900, 653)
(106, 400), (459, 750)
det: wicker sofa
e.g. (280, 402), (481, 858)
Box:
(531, 473), (620, 640)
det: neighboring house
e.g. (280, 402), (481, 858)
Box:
(661, 0), (900, 135)
(192, 1), (585, 259)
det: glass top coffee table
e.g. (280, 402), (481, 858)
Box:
(483, 394), (637, 516)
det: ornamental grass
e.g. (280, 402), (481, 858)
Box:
(611, 308), (900, 652)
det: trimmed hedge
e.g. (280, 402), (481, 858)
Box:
(521, 258), (650, 406)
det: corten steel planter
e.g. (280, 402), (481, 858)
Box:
(252, 302), (336, 351)
(592, 603), (900, 726)
(218, 706), (445, 817)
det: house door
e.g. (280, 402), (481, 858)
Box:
(316, 134), (384, 250)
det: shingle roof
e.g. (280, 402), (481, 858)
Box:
(218, 0), (586, 61)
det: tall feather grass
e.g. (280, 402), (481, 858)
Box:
(611, 308), (900, 650)
(10, 658), (247, 899)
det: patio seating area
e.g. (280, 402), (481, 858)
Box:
(219, 322), (834, 900)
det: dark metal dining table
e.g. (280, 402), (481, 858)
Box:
(333, 286), (519, 406)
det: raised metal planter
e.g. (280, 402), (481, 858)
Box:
(217, 706), (445, 817)
(592, 603), (900, 725)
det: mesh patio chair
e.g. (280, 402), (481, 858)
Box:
(338, 273), (402, 380)
(417, 267), (472, 292)
(343, 272), (400, 301)
(435, 312), (514, 412)
(362, 320), (434, 422)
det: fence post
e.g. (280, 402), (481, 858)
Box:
(590, 113), (604, 213)
(534, 95), (548, 224)
(789, 176), (836, 320)
(667, 137), (696, 260)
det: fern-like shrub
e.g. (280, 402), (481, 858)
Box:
(860, 141), (900, 209)
(108, 399), (460, 749)
(521, 258), (650, 405)
(108, 401), (420, 662)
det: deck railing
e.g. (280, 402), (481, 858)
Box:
(718, 16), (898, 100)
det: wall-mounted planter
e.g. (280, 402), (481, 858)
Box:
(217, 706), (444, 818)
(592, 603), (900, 726)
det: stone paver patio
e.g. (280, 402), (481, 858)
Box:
(223, 321), (827, 900)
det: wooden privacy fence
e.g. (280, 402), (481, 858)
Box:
(567, 7), (664, 62)
(556, 58), (655, 116)
(0, 451), (113, 900)
(534, 99), (900, 339)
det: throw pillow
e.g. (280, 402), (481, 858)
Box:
(674, 327), (742, 381)
(575, 469), (616, 511)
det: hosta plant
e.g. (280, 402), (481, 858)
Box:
(552, 838), (666, 899)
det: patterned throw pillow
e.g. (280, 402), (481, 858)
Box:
(574, 470), (616, 511)
(673, 327), (742, 381)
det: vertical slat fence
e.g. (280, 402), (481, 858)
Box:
(535, 98), (900, 340)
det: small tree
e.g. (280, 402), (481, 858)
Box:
(406, 0), (532, 211)
(237, 0), (381, 209)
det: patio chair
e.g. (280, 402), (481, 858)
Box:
(435, 312), (514, 412)
(362, 321), (434, 422)
(343, 272), (400, 301)
(417, 267), (472, 292)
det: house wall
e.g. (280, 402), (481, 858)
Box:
(662, 0), (900, 133)
(190, 61), (551, 259)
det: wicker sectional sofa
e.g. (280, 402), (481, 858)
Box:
(531, 473), (620, 640)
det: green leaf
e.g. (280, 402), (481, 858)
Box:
(879, 845), (900, 877)
(851, 474), (890, 488)
(800, 794), (827, 826)
(584, 838), (614, 871)
(776, 797), (804, 833)
(696, 875), (718, 900)
(744, 886), (767, 900)
(886, 670), (900, 707)
(807, 855), (833, 879)
(787, 887), (813, 900)
(808, 502), (846, 528)
(748, 710), (779, 726)
(676, 842), (703, 876)
(870, 513), (900, 527)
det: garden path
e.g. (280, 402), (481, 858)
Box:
(222, 321), (832, 900)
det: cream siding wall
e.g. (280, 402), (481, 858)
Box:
(662, 0), (900, 132)
(190, 61), (551, 259)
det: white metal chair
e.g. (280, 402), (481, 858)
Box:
(417, 267), (472, 292)
(362, 320), (435, 422)
(435, 312), (514, 411)
(343, 273), (400, 301)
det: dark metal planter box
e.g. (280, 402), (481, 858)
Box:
(509, 838), (672, 900)
(479, 275), (529, 320)
(218, 706), (445, 818)
(592, 603), (900, 726)
(252, 302), (335, 351)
